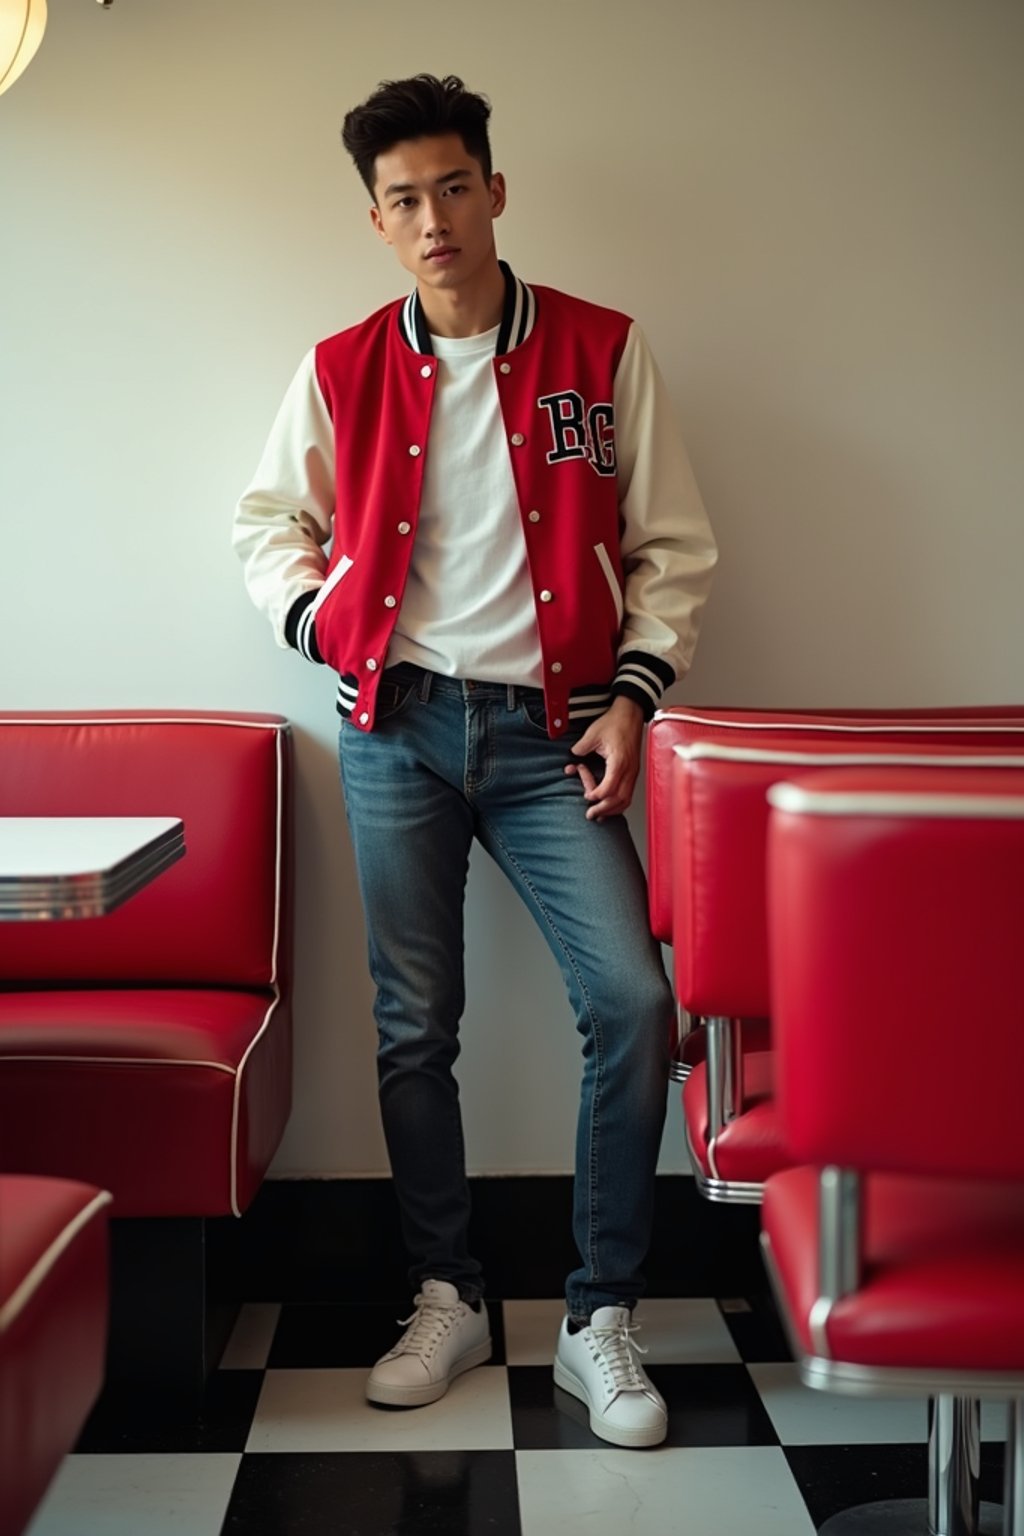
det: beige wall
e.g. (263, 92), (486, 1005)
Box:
(3, 0), (1021, 1174)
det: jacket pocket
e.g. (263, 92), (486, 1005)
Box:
(593, 542), (624, 625)
(310, 554), (353, 618)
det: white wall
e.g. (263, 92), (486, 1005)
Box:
(3, 0), (1021, 1176)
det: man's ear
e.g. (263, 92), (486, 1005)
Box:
(490, 172), (507, 220)
(369, 203), (391, 245)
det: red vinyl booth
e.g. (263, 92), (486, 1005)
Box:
(645, 706), (1024, 1202)
(761, 765), (1024, 1536)
(0, 1176), (112, 1536)
(0, 711), (293, 1391)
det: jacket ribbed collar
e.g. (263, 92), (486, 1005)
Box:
(397, 260), (536, 358)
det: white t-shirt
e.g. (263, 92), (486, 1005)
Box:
(386, 325), (544, 686)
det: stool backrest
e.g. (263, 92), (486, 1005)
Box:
(767, 765), (1024, 1182)
(647, 705), (1024, 945)
(0, 712), (291, 989)
(664, 726), (1024, 1017)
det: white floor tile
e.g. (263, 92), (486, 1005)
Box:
(220, 1302), (282, 1369)
(24, 1453), (241, 1536)
(515, 1446), (816, 1536)
(502, 1297), (741, 1365)
(748, 1363), (1009, 1445)
(246, 1366), (514, 1453)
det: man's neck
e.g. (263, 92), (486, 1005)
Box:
(417, 259), (505, 339)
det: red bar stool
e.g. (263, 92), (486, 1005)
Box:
(762, 764), (1024, 1536)
(645, 705), (1024, 1203)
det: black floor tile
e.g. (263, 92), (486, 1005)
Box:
(268, 1300), (506, 1369)
(507, 1362), (780, 1450)
(657, 1362), (781, 1447)
(223, 1451), (522, 1536)
(508, 1367), (612, 1451)
(75, 1368), (264, 1453)
(718, 1292), (794, 1363)
(785, 1443), (1007, 1531)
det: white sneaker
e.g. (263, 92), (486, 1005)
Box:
(366, 1279), (492, 1407)
(554, 1306), (668, 1447)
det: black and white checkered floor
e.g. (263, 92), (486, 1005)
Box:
(27, 1294), (1008, 1535)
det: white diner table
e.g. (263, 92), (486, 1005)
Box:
(0, 817), (185, 921)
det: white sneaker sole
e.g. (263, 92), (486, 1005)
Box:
(366, 1336), (493, 1407)
(553, 1357), (667, 1448)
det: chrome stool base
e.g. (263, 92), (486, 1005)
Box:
(819, 1499), (1003, 1536)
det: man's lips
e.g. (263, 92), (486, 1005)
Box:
(425, 246), (459, 261)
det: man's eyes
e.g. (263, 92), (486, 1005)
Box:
(394, 185), (467, 210)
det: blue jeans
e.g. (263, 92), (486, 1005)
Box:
(338, 663), (672, 1321)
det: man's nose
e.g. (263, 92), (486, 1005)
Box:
(422, 197), (450, 237)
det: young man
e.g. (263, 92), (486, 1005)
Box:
(234, 74), (716, 1449)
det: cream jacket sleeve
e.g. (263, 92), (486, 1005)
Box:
(232, 350), (333, 659)
(612, 323), (717, 709)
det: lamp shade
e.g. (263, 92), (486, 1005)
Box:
(0, 0), (47, 96)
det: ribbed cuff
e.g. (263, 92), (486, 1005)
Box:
(611, 650), (675, 720)
(284, 590), (325, 664)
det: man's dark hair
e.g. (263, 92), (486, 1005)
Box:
(341, 74), (493, 200)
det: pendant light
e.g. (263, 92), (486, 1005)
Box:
(0, 0), (47, 96)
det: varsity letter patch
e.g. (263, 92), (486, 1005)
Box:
(537, 391), (616, 477)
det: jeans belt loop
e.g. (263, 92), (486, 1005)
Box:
(418, 667), (433, 703)
(507, 684), (517, 710)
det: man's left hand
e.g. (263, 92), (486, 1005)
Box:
(564, 696), (645, 821)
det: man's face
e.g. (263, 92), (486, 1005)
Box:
(370, 132), (506, 293)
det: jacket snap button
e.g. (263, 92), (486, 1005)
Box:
(499, 362), (511, 374)
(553, 718), (563, 728)
(510, 432), (525, 446)
(420, 365), (432, 378)
(539, 589), (553, 603)
(408, 444), (421, 456)
(384, 595), (397, 608)
(359, 712), (369, 725)
(397, 521), (411, 534)
(528, 510), (540, 523)
(366, 659), (378, 671)
(551, 662), (562, 673)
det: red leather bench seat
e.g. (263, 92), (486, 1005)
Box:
(0, 712), (293, 1220)
(0, 989), (286, 1216)
(683, 1051), (787, 1196)
(0, 1175), (111, 1536)
(763, 1167), (1024, 1375)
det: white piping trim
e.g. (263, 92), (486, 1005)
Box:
(229, 727), (287, 1217)
(0, 718), (290, 731)
(0, 1189), (113, 1333)
(230, 989), (280, 1219)
(269, 729), (283, 990)
(769, 783), (1024, 820)
(0, 1054), (235, 1072)
(673, 744), (1024, 768)
(653, 711), (1024, 736)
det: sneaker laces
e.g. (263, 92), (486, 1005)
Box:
(589, 1319), (658, 1399)
(385, 1292), (460, 1361)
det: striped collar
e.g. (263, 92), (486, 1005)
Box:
(398, 260), (537, 357)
